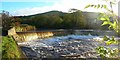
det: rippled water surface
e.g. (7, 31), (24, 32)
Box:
(18, 30), (119, 58)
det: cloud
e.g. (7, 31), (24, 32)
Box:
(12, 0), (119, 16)
(12, 6), (53, 16)
(2, 0), (59, 2)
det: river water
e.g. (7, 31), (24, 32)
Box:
(18, 30), (120, 59)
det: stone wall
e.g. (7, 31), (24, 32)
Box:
(8, 27), (17, 36)
(8, 27), (24, 42)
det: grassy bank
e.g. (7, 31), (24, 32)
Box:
(1, 36), (26, 59)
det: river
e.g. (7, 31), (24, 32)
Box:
(18, 30), (120, 59)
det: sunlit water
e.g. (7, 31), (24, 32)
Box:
(18, 30), (119, 58)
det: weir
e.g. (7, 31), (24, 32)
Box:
(7, 27), (119, 58)
(8, 27), (71, 42)
(8, 27), (117, 42)
(16, 32), (53, 42)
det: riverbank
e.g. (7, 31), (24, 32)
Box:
(2, 36), (26, 59)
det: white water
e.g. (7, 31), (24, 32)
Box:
(18, 34), (103, 47)
(18, 30), (119, 58)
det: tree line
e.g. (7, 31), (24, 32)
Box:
(1, 9), (109, 34)
(20, 10), (87, 29)
(18, 9), (107, 30)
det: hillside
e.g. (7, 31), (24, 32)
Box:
(13, 10), (108, 29)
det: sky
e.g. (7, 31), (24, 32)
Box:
(1, 0), (119, 16)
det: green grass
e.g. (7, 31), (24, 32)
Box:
(1, 36), (26, 59)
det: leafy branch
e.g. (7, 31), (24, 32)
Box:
(84, 0), (118, 33)
(84, 0), (119, 58)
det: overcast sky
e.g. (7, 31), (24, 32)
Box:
(1, 0), (119, 16)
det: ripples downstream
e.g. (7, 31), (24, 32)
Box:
(18, 34), (119, 58)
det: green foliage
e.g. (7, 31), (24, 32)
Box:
(99, 17), (109, 21)
(85, 4), (108, 9)
(96, 46), (108, 57)
(0, 37), (2, 59)
(101, 21), (112, 26)
(2, 11), (13, 31)
(103, 36), (110, 41)
(103, 36), (118, 45)
(85, 1), (118, 32)
(97, 13), (118, 32)
(85, 0), (119, 58)
(15, 24), (36, 32)
(98, 13), (118, 32)
(21, 10), (86, 29)
(96, 46), (118, 57)
(2, 36), (26, 59)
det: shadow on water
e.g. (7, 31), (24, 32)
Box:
(20, 46), (37, 58)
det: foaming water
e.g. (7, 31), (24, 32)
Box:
(18, 34), (101, 46)
(18, 30), (119, 58)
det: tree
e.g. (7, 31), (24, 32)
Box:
(2, 11), (12, 31)
(62, 13), (73, 28)
(69, 8), (86, 28)
(85, 0), (119, 58)
(85, 0), (119, 32)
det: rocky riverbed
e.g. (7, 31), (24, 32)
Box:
(18, 35), (119, 59)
